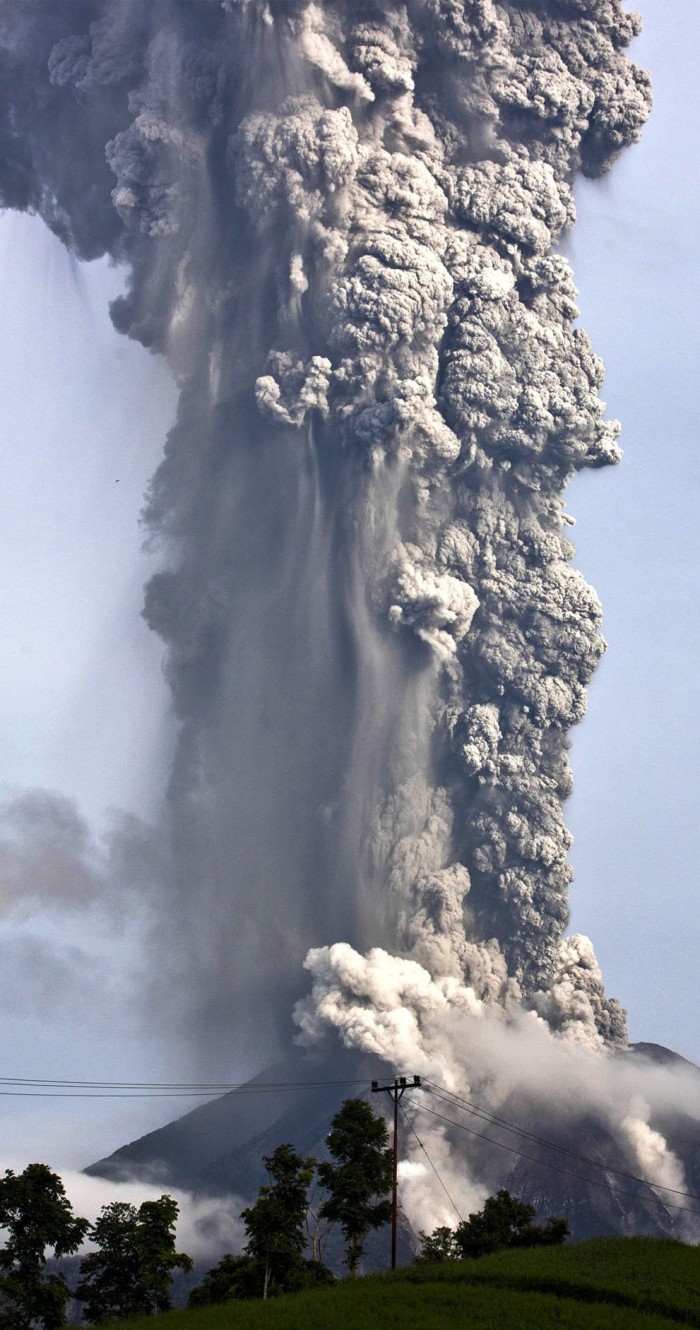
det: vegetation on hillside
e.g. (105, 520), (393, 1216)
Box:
(76, 1197), (192, 1323)
(0, 1168), (189, 1329)
(0, 1099), (395, 1324)
(189, 1098), (393, 1305)
(89, 1238), (700, 1330)
(0, 1163), (89, 1330)
(315, 1098), (393, 1274)
(2, 1103), (695, 1330)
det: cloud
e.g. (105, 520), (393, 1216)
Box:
(0, 787), (162, 922)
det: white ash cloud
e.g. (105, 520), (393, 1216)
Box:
(295, 941), (699, 1240)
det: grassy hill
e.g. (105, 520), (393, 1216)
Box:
(98, 1237), (699, 1329)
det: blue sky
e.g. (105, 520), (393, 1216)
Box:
(0, 0), (697, 1166)
(563, 0), (700, 1064)
(0, 218), (176, 824)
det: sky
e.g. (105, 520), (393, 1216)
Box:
(563, 0), (700, 1064)
(0, 0), (697, 1171)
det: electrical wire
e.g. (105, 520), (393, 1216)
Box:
(398, 1098), (463, 1223)
(0, 1091), (237, 1099)
(0, 1077), (371, 1099)
(3, 1067), (697, 1217)
(413, 1099), (700, 1216)
(0, 1076), (370, 1087)
(424, 1081), (700, 1204)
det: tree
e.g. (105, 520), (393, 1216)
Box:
(75, 1203), (141, 1323)
(188, 1144), (337, 1308)
(415, 1225), (460, 1263)
(189, 1101), (395, 1305)
(317, 1099), (393, 1275)
(187, 1254), (260, 1308)
(240, 1144), (318, 1300)
(418, 1189), (569, 1263)
(455, 1190), (569, 1258)
(187, 1250), (334, 1309)
(76, 1195), (192, 1322)
(134, 1196), (192, 1313)
(0, 1163), (88, 1330)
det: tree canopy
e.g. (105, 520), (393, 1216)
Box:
(318, 1098), (393, 1274)
(240, 1144), (322, 1300)
(188, 1097), (393, 1306)
(0, 1163), (88, 1330)
(418, 1188), (569, 1262)
(76, 1194), (192, 1323)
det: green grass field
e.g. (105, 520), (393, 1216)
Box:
(101, 1237), (700, 1329)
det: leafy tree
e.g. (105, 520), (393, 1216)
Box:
(134, 1196), (192, 1312)
(189, 1101), (394, 1304)
(415, 1225), (461, 1263)
(294, 1258), (335, 1291)
(241, 1144), (317, 1300)
(418, 1189), (569, 1263)
(187, 1254), (260, 1307)
(455, 1190), (569, 1258)
(0, 1163), (88, 1330)
(75, 1202), (141, 1323)
(76, 1194), (192, 1322)
(187, 1251), (334, 1308)
(318, 1099), (392, 1275)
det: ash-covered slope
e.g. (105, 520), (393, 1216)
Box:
(87, 1044), (700, 1245)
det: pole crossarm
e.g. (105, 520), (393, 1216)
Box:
(371, 1074), (422, 1269)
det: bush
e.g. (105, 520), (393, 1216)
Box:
(418, 1190), (569, 1263)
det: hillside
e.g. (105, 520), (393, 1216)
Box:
(99, 1238), (699, 1330)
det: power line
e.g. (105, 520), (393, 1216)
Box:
(0, 1076), (370, 1088)
(0, 1091), (235, 1099)
(424, 1081), (700, 1204)
(413, 1100), (700, 1216)
(0, 1077), (370, 1097)
(4, 1067), (696, 1216)
(398, 1098), (463, 1223)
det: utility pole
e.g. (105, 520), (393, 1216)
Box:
(371, 1074), (422, 1269)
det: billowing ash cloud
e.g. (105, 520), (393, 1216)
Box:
(0, 0), (652, 1069)
(294, 941), (700, 1241)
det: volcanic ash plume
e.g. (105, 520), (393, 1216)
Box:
(0, 0), (652, 1069)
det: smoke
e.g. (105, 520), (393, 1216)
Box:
(4, 0), (682, 1224)
(0, 787), (162, 921)
(294, 941), (700, 1240)
(0, 787), (171, 1068)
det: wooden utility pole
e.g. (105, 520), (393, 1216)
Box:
(371, 1074), (422, 1269)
